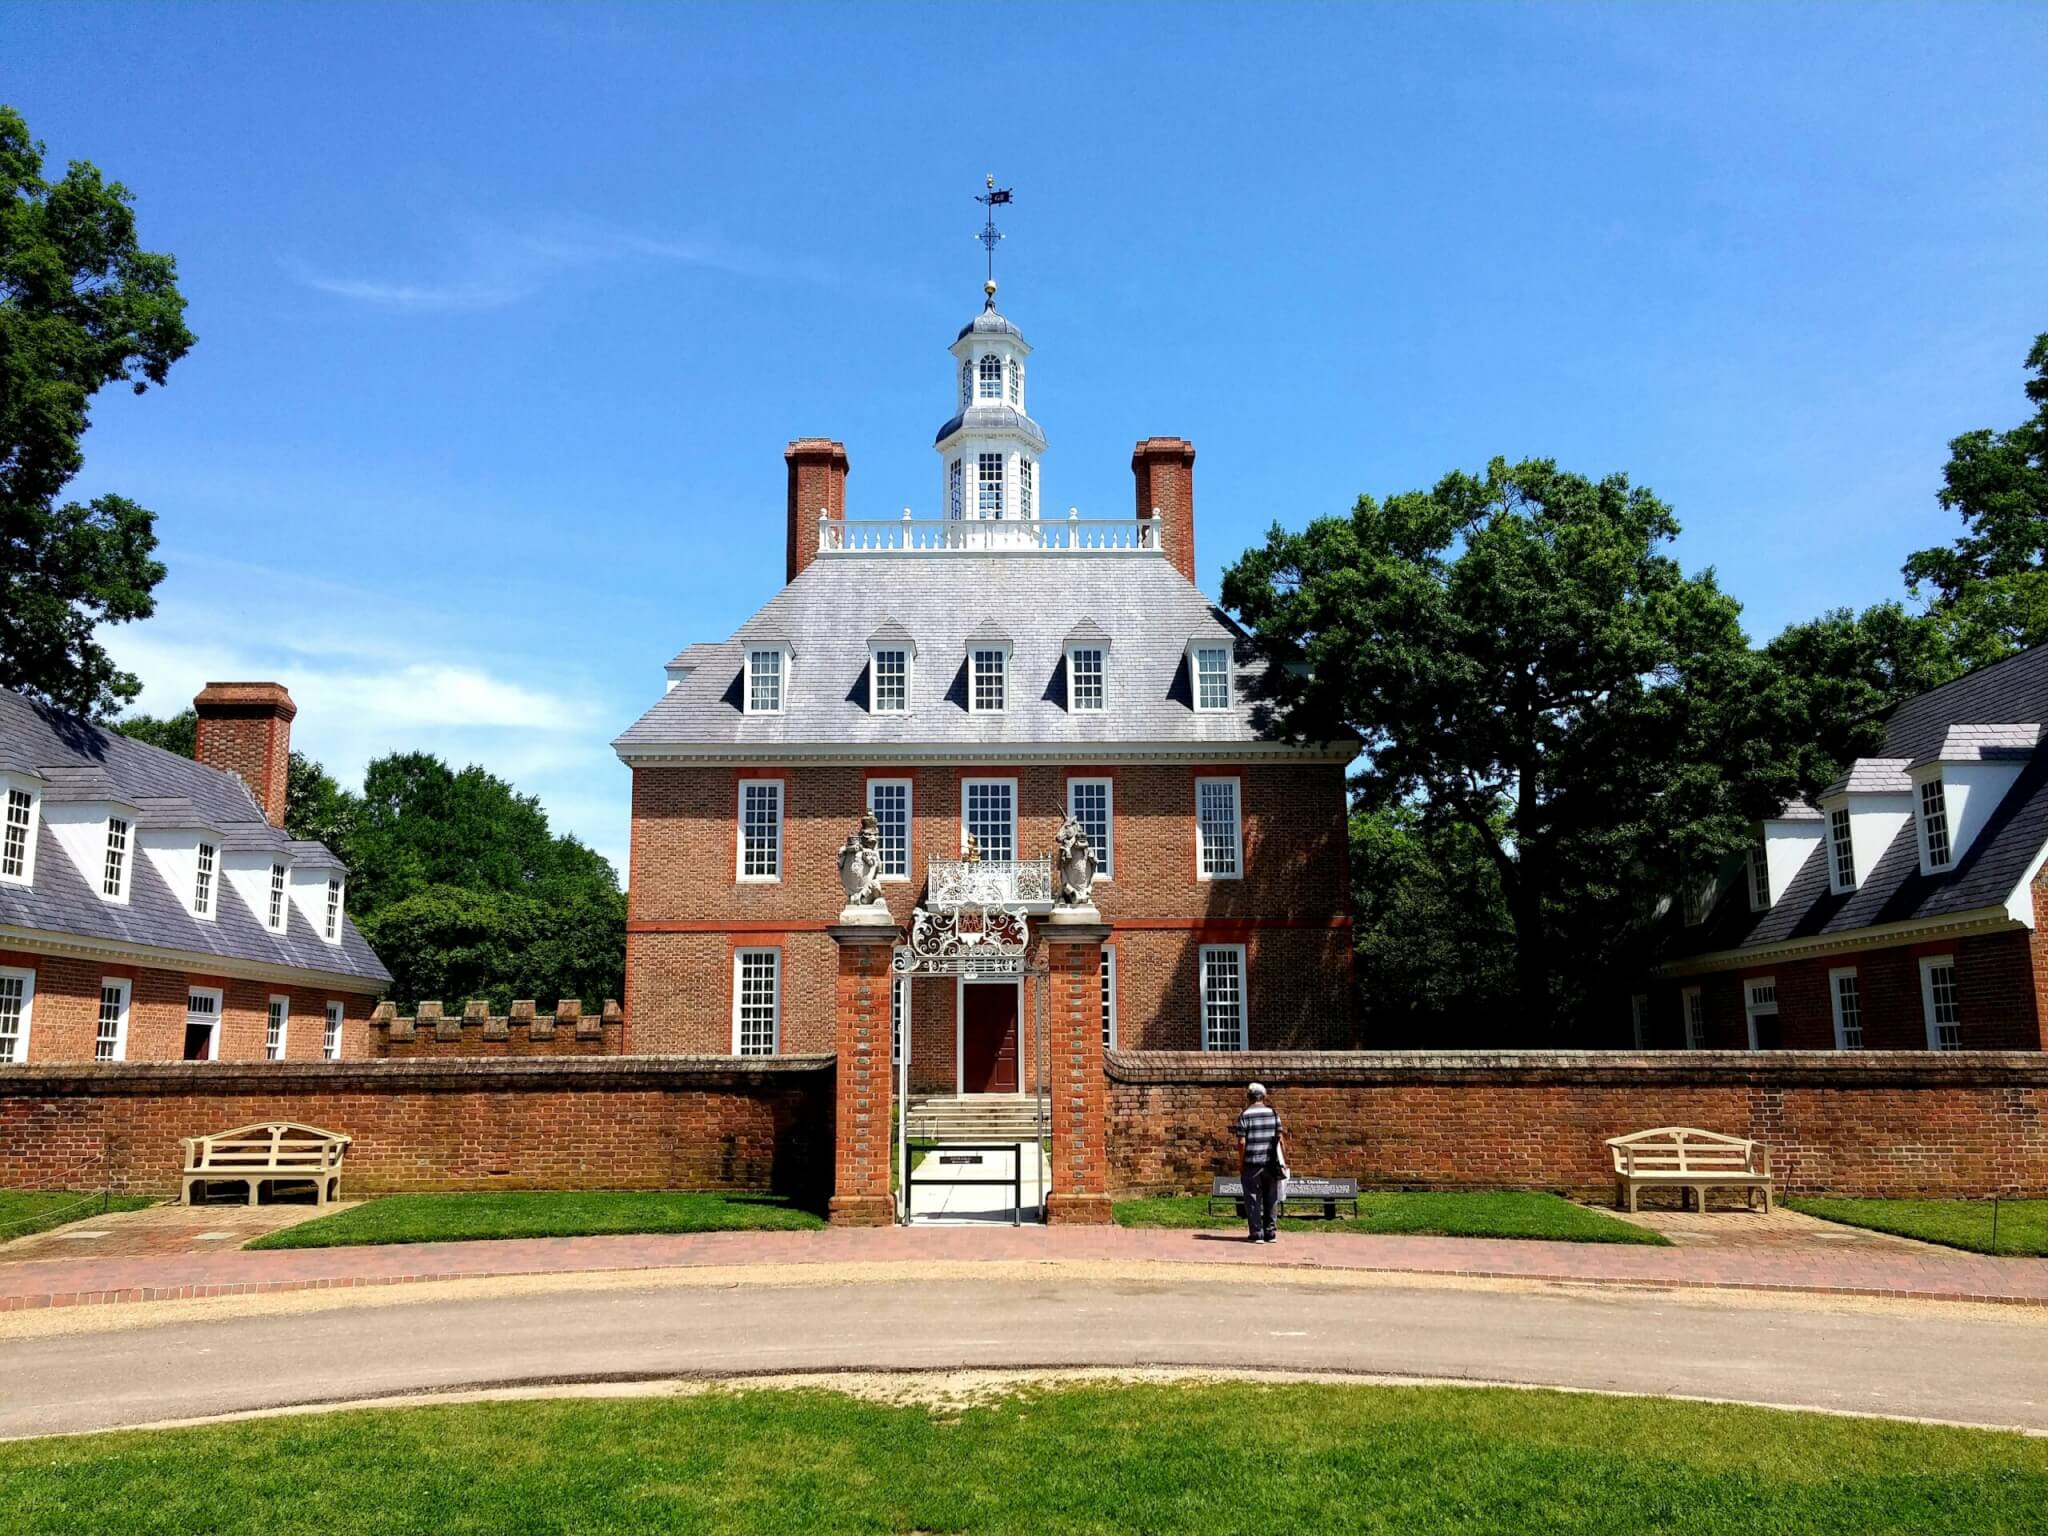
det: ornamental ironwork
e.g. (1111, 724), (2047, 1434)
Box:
(928, 855), (1053, 909)
(892, 903), (1030, 976)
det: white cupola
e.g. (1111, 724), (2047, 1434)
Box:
(936, 282), (1047, 526)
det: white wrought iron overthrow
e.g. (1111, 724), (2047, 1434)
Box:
(928, 856), (1053, 909)
(892, 904), (1030, 977)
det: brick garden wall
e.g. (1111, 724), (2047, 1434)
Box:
(369, 1000), (626, 1057)
(1107, 1050), (2048, 1199)
(0, 1056), (834, 1199)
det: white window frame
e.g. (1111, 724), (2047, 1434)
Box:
(960, 360), (972, 410)
(0, 782), (38, 886)
(265, 994), (290, 1060)
(1195, 775), (1242, 881)
(1919, 954), (1961, 1051)
(1019, 455), (1034, 517)
(949, 457), (964, 520)
(0, 964), (36, 1064)
(870, 647), (911, 714)
(961, 777), (1018, 864)
(323, 877), (345, 942)
(95, 976), (131, 1062)
(185, 985), (223, 1062)
(267, 860), (289, 932)
(1828, 805), (1856, 893)
(1629, 993), (1648, 1049)
(1747, 842), (1770, 912)
(1919, 777), (1952, 872)
(732, 948), (781, 1056)
(1101, 944), (1118, 1051)
(977, 352), (1002, 401)
(102, 815), (131, 902)
(1682, 985), (1706, 1050)
(1066, 645), (1106, 713)
(1829, 967), (1864, 1051)
(891, 974), (908, 1067)
(976, 451), (1005, 517)
(744, 646), (789, 715)
(969, 645), (1010, 714)
(1199, 944), (1248, 1051)
(866, 777), (913, 882)
(1066, 776), (1114, 878)
(1007, 357), (1021, 406)
(323, 999), (345, 1061)
(192, 839), (217, 920)
(1742, 976), (1777, 1052)
(1190, 641), (1234, 713)
(736, 778), (785, 882)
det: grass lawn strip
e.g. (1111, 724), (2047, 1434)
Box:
(1790, 1197), (2048, 1257)
(0, 1191), (154, 1244)
(1114, 1190), (1670, 1245)
(246, 1190), (824, 1250)
(3, 1382), (2044, 1534)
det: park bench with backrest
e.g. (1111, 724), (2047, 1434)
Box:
(181, 1121), (351, 1207)
(1605, 1126), (1772, 1214)
(1208, 1175), (1360, 1221)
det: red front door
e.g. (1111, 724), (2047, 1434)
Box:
(962, 984), (1019, 1094)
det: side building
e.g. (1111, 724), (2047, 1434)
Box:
(1645, 646), (2048, 1051)
(615, 291), (1355, 1092)
(0, 682), (390, 1062)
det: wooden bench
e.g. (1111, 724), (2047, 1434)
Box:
(1208, 1175), (1360, 1221)
(1606, 1127), (1772, 1215)
(181, 1121), (351, 1208)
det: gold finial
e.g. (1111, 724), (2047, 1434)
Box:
(985, 279), (998, 299)
(986, 173), (995, 189)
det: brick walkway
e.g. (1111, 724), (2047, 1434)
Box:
(0, 1200), (348, 1262)
(3, 1222), (2044, 1313)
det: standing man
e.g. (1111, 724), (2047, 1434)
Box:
(1233, 1082), (1285, 1243)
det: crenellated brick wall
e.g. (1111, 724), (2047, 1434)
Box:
(1107, 1049), (2048, 1199)
(369, 999), (625, 1057)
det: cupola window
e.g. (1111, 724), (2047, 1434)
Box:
(977, 453), (1005, 517)
(949, 459), (964, 520)
(960, 360), (972, 410)
(1007, 359), (1021, 405)
(977, 353), (1002, 400)
(1019, 457), (1034, 519)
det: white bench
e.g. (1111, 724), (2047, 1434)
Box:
(181, 1121), (351, 1207)
(1605, 1126), (1773, 1215)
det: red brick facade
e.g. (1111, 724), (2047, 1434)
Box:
(828, 931), (894, 1224)
(1044, 925), (1113, 1222)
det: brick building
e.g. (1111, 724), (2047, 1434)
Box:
(0, 683), (390, 1063)
(1645, 647), (2048, 1052)
(614, 281), (1354, 1100)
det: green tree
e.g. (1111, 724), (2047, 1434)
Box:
(356, 882), (625, 1013)
(1222, 456), (1791, 1035)
(1902, 332), (2048, 669)
(0, 105), (194, 717)
(112, 707), (195, 758)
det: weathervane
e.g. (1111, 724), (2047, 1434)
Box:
(975, 174), (1013, 305)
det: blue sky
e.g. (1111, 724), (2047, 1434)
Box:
(7, 1), (2045, 876)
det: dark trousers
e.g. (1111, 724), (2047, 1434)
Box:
(1243, 1161), (1282, 1238)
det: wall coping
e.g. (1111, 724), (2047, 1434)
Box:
(0, 1054), (836, 1092)
(1105, 1048), (2048, 1089)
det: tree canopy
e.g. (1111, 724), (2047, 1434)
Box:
(0, 104), (193, 718)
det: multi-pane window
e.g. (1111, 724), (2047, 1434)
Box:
(265, 995), (289, 1061)
(1101, 945), (1118, 1050)
(950, 458), (964, 520)
(1067, 778), (1113, 877)
(734, 949), (780, 1055)
(977, 353), (1002, 400)
(1, 788), (31, 880)
(324, 1000), (344, 1061)
(1196, 777), (1241, 879)
(1830, 970), (1864, 1050)
(1922, 957), (1961, 1051)
(1019, 456), (1034, 518)
(102, 817), (129, 899)
(1193, 645), (1232, 711)
(872, 649), (909, 713)
(268, 862), (288, 931)
(891, 975), (908, 1067)
(324, 878), (343, 940)
(971, 648), (1007, 713)
(193, 841), (216, 917)
(1007, 358), (1021, 405)
(95, 979), (129, 1062)
(960, 360), (972, 410)
(1200, 945), (1247, 1051)
(0, 969), (29, 1063)
(1829, 807), (1856, 891)
(1920, 778), (1952, 870)
(1744, 978), (1779, 1051)
(1069, 647), (1105, 712)
(747, 649), (784, 713)
(977, 452), (1005, 516)
(1748, 841), (1771, 911)
(964, 780), (1016, 863)
(739, 780), (783, 880)
(184, 988), (220, 1062)
(867, 779), (911, 879)
(1683, 986), (1706, 1050)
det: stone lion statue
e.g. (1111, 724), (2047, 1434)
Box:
(1055, 814), (1097, 907)
(837, 812), (885, 908)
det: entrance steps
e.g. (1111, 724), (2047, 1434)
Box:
(907, 1094), (1049, 1143)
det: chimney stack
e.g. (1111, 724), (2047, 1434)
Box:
(785, 438), (850, 582)
(193, 682), (296, 828)
(1132, 437), (1197, 585)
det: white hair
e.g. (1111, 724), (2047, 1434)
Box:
(1247, 1082), (1267, 1099)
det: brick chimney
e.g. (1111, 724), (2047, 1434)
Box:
(785, 438), (850, 582)
(1132, 437), (1197, 585)
(193, 682), (296, 828)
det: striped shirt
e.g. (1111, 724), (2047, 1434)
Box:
(1234, 1103), (1281, 1168)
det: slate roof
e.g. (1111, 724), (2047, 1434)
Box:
(956, 307), (1025, 342)
(1668, 645), (2048, 964)
(0, 687), (390, 987)
(1820, 758), (1913, 798)
(615, 552), (1339, 757)
(933, 404), (1047, 450)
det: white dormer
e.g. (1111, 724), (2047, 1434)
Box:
(867, 622), (917, 715)
(138, 810), (228, 922)
(1754, 802), (1826, 908)
(223, 849), (293, 934)
(42, 793), (143, 906)
(742, 638), (793, 715)
(1065, 619), (1112, 714)
(1188, 638), (1235, 712)
(0, 769), (44, 887)
(1818, 759), (1915, 896)
(965, 620), (1013, 714)
(664, 644), (714, 694)
(1909, 724), (2041, 876)
(289, 857), (347, 944)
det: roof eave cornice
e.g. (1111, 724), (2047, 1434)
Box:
(1650, 904), (2021, 978)
(613, 738), (1355, 767)
(0, 923), (390, 994)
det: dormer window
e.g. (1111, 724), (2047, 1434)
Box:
(193, 841), (217, 919)
(971, 647), (1008, 713)
(324, 877), (344, 941)
(1068, 646), (1106, 712)
(102, 817), (130, 901)
(1747, 840), (1770, 912)
(977, 353), (1001, 400)
(1828, 807), (1856, 892)
(745, 647), (787, 714)
(977, 452), (1005, 517)
(1190, 642), (1233, 712)
(1, 784), (35, 884)
(1919, 778), (1952, 871)
(873, 648), (909, 713)
(268, 861), (288, 931)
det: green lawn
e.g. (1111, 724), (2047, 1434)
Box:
(244, 1190), (825, 1250)
(3, 1383), (2045, 1533)
(0, 1191), (154, 1243)
(1115, 1189), (1670, 1245)
(1790, 1197), (2048, 1257)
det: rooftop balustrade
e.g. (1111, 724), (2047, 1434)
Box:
(817, 508), (1164, 556)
